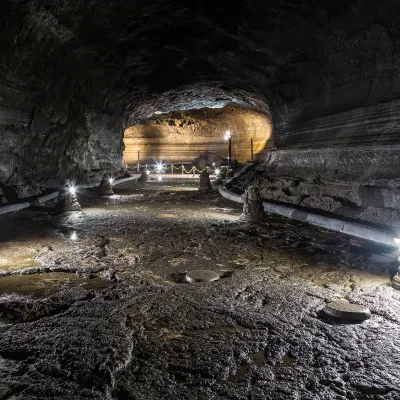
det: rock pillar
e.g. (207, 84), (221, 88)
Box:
(240, 186), (266, 222)
(55, 179), (81, 213)
(99, 173), (114, 196)
(198, 169), (212, 192)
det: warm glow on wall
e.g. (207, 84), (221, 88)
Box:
(123, 105), (273, 164)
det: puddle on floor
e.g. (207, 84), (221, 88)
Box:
(0, 255), (41, 271)
(274, 353), (296, 368)
(0, 272), (112, 297)
(208, 207), (237, 214)
(157, 213), (179, 219)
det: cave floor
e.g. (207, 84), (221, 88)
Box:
(0, 179), (400, 399)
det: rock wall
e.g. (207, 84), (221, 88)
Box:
(0, 2), (125, 204)
(123, 106), (272, 164)
(240, 98), (400, 229)
(231, 17), (400, 230)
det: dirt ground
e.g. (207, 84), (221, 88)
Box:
(0, 178), (400, 399)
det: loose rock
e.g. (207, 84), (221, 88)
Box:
(321, 302), (371, 322)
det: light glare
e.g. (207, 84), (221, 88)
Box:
(69, 186), (76, 195)
(155, 161), (165, 173)
(224, 130), (232, 141)
(70, 231), (77, 241)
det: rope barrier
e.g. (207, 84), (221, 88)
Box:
(132, 163), (224, 174)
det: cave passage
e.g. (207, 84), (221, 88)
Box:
(3, 0), (400, 398)
(0, 179), (398, 399)
(123, 105), (273, 165)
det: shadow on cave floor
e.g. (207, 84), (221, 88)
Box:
(0, 178), (399, 399)
(0, 181), (20, 204)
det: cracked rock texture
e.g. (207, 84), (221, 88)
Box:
(0, 180), (400, 399)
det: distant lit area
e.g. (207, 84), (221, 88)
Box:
(123, 105), (273, 165)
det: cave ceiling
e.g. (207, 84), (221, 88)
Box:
(2, 0), (397, 122)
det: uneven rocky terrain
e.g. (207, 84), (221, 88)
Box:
(0, 180), (399, 399)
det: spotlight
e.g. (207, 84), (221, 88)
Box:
(146, 170), (150, 175)
(155, 161), (165, 173)
(215, 168), (220, 175)
(70, 231), (77, 241)
(109, 178), (114, 184)
(224, 130), (232, 141)
(69, 186), (76, 195)
(158, 176), (163, 182)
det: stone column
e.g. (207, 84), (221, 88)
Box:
(198, 169), (212, 192)
(99, 173), (114, 196)
(240, 186), (266, 222)
(55, 179), (81, 213)
(139, 170), (148, 182)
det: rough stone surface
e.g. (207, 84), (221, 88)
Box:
(240, 186), (266, 222)
(0, 180), (399, 399)
(123, 106), (272, 164)
(198, 170), (213, 193)
(54, 180), (81, 213)
(232, 153), (400, 228)
(99, 173), (114, 196)
(193, 152), (227, 171)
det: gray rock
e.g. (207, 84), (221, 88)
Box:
(240, 186), (266, 223)
(322, 302), (371, 322)
(198, 169), (213, 193)
(54, 180), (82, 213)
(99, 173), (114, 196)
(392, 274), (400, 290)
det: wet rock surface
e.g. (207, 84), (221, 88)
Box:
(0, 180), (400, 399)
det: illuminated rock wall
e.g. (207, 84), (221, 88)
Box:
(123, 106), (272, 164)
